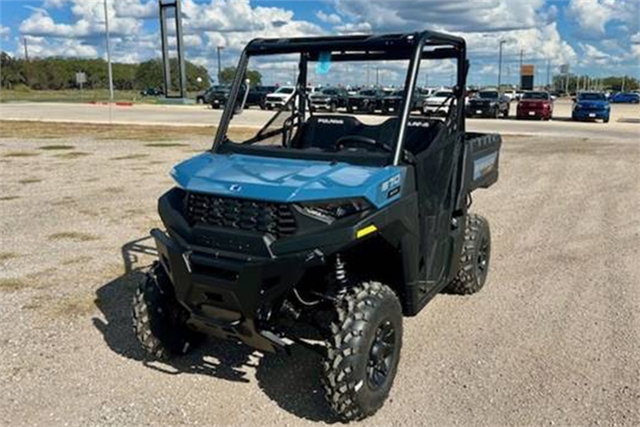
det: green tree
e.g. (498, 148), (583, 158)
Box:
(219, 66), (262, 87)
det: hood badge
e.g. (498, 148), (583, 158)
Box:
(229, 184), (242, 192)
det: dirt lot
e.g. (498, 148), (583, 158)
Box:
(0, 123), (639, 426)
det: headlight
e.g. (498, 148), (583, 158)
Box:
(297, 199), (372, 224)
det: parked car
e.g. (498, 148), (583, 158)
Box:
(265, 86), (296, 110)
(309, 87), (350, 112)
(466, 90), (510, 118)
(572, 92), (610, 122)
(381, 89), (424, 114)
(207, 86), (232, 109)
(516, 91), (554, 120)
(422, 89), (454, 116)
(196, 85), (229, 106)
(610, 92), (640, 104)
(347, 88), (386, 113)
(244, 85), (277, 109)
(140, 87), (164, 97)
(503, 90), (518, 102)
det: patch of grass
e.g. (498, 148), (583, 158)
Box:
(55, 151), (90, 159)
(3, 151), (40, 158)
(0, 252), (19, 261)
(62, 255), (93, 265)
(0, 278), (27, 292)
(0, 195), (20, 201)
(39, 144), (75, 150)
(104, 186), (124, 194)
(0, 120), (257, 141)
(145, 142), (189, 148)
(111, 153), (149, 161)
(51, 293), (97, 317)
(18, 178), (42, 184)
(48, 231), (100, 242)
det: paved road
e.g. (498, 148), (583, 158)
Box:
(2, 100), (638, 140)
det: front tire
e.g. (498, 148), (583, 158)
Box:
(133, 262), (202, 360)
(447, 214), (491, 295)
(323, 281), (403, 422)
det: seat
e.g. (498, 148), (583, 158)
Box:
(294, 115), (443, 156)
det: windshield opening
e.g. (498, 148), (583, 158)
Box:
(578, 92), (606, 101)
(477, 91), (498, 99)
(522, 92), (550, 100)
(216, 41), (462, 164)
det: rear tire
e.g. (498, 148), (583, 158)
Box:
(447, 214), (491, 295)
(133, 262), (202, 360)
(323, 281), (403, 422)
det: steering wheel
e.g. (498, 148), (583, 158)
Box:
(335, 135), (391, 153)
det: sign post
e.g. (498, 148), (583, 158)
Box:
(158, 0), (191, 103)
(76, 71), (87, 100)
(520, 64), (534, 91)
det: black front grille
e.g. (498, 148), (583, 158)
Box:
(185, 192), (297, 238)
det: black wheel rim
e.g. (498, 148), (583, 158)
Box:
(476, 237), (490, 282)
(367, 320), (396, 389)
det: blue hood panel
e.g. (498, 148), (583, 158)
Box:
(171, 153), (406, 208)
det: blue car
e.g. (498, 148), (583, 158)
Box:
(572, 92), (610, 123)
(610, 92), (640, 104)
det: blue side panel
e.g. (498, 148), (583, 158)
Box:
(171, 153), (406, 209)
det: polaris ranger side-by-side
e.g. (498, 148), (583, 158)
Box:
(133, 31), (501, 422)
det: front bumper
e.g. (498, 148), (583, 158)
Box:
(572, 109), (608, 120)
(152, 228), (318, 353)
(516, 108), (548, 119)
(466, 104), (496, 117)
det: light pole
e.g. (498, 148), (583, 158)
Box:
(217, 46), (224, 84)
(103, 0), (114, 101)
(497, 40), (506, 90)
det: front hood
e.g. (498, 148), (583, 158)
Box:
(426, 97), (448, 105)
(267, 94), (289, 100)
(171, 153), (406, 208)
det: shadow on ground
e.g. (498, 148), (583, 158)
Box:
(93, 236), (336, 423)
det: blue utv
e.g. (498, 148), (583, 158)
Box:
(133, 30), (502, 422)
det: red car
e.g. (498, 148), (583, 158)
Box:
(516, 91), (553, 120)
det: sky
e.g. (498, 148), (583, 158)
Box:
(0, 0), (638, 87)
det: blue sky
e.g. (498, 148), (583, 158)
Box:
(0, 0), (638, 87)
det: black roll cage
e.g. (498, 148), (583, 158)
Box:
(212, 31), (468, 166)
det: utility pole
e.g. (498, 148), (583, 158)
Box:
(103, 0), (114, 101)
(497, 40), (506, 91)
(22, 37), (29, 61)
(519, 49), (523, 89)
(216, 46), (224, 84)
(376, 67), (379, 86)
(621, 75), (626, 92)
(546, 59), (550, 89)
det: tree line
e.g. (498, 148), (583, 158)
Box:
(552, 74), (639, 93)
(0, 52), (211, 91)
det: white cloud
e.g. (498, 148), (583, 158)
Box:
(579, 42), (616, 65)
(568, 0), (640, 34)
(316, 11), (342, 25)
(335, 22), (372, 35)
(20, 1), (142, 38)
(0, 24), (10, 37)
(631, 32), (640, 44)
(114, 0), (157, 19)
(567, 0), (612, 33)
(335, 0), (547, 33)
(20, 35), (98, 58)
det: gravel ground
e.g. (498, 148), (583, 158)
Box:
(0, 132), (639, 427)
